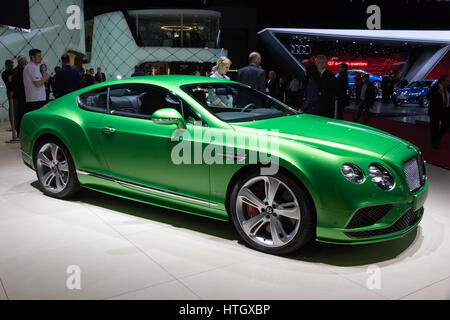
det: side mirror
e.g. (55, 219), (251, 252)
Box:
(151, 108), (186, 129)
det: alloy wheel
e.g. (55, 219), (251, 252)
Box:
(36, 142), (69, 194)
(235, 176), (301, 248)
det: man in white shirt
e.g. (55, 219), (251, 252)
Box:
(23, 48), (49, 113)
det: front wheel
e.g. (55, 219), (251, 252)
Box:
(229, 171), (315, 255)
(420, 96), (429, 108)
(34, 139), (81, 199)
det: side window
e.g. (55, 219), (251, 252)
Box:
(78, 88), (108, 113)
(107, 84), (182, 119)
(109, 86), (148, 117)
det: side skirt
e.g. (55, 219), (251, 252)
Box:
(76, 169), (229, 222)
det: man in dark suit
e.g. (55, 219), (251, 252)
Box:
(236, 52), (266, 93)
(12, 55), (28, 136)
(428, 74), (450, 149)
(354, 72), (363, 103)
(353, 74), (375, 125)
(336, 63), (349, 120)
(381, 73), (390, 103)
(95, 67), (106, 83)
(54, 54), (82, 98)
(1, 59), (14, 96)
(315, 54), (336, 118)
(266, 70), (279, 97)
(82, 68), (95, 87)
(2, 59), (15, 133)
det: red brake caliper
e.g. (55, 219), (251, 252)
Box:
(246, 181), (265, 218)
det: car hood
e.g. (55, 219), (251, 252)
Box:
(371, 76), (382, 81)
(231, 114), (404, 156)
(396, 88), (428, 95)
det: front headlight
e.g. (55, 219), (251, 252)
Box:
(369, 163), (394, 190)
(341, 163), (365, 183)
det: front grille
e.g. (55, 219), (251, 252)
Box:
(346, 204), (393, 229)
(345, 207), (423, 238)
(403, 154), (426, 193)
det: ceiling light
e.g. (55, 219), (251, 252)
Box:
(161, 26), (193, 31)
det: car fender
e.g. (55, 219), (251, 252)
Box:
(29, 112), (108, 175)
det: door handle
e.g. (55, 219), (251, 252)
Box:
(101, 127), (116, 134)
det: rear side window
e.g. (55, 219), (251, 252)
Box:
(107, 84), (182, 119)
(78, 88), (108, 113)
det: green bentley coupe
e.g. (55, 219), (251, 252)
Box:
(19, 75), (428, 254)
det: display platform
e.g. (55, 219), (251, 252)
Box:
(0, 123), (449, 300)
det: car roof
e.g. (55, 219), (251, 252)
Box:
(96, 75), (236, 90)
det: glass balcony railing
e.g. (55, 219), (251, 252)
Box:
(128, 9), (220, 48)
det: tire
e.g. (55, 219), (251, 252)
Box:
(420, 96), (429, 108)
(229, 170), (315, 255)
(373, 81), (381, 97)
(34, 138), (81, 199)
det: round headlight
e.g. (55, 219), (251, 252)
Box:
(341, 163), (364, 183)
(368, 163), (394, 190)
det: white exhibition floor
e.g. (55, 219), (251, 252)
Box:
(0, 122), (449, 300)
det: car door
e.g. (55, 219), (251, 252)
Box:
(98, 83), (211, 206)
(76, 86), (111, 177)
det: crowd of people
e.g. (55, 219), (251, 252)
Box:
(1, 48), (107, 137)
(209, 52), (350, 121)
(206, 52), (448, 149)
(2, 48), (449, 149)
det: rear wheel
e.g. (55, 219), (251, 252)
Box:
(373, 81), (382, 97)
(34, 139), (81, 199)
(229, 171), (315, 255)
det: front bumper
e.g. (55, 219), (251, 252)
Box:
(394, 95), (423, 105)
(316, 182), (428, 245)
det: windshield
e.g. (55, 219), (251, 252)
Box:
(181, 83), (298, 122)
(407, 81), (432, 88)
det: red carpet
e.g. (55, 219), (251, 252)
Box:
(343, 111), (450, 169)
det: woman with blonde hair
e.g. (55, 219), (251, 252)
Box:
(210, 56), (231, 80)
(208, 56), (233, 107)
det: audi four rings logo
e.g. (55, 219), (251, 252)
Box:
(288, 44), (312, 55)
